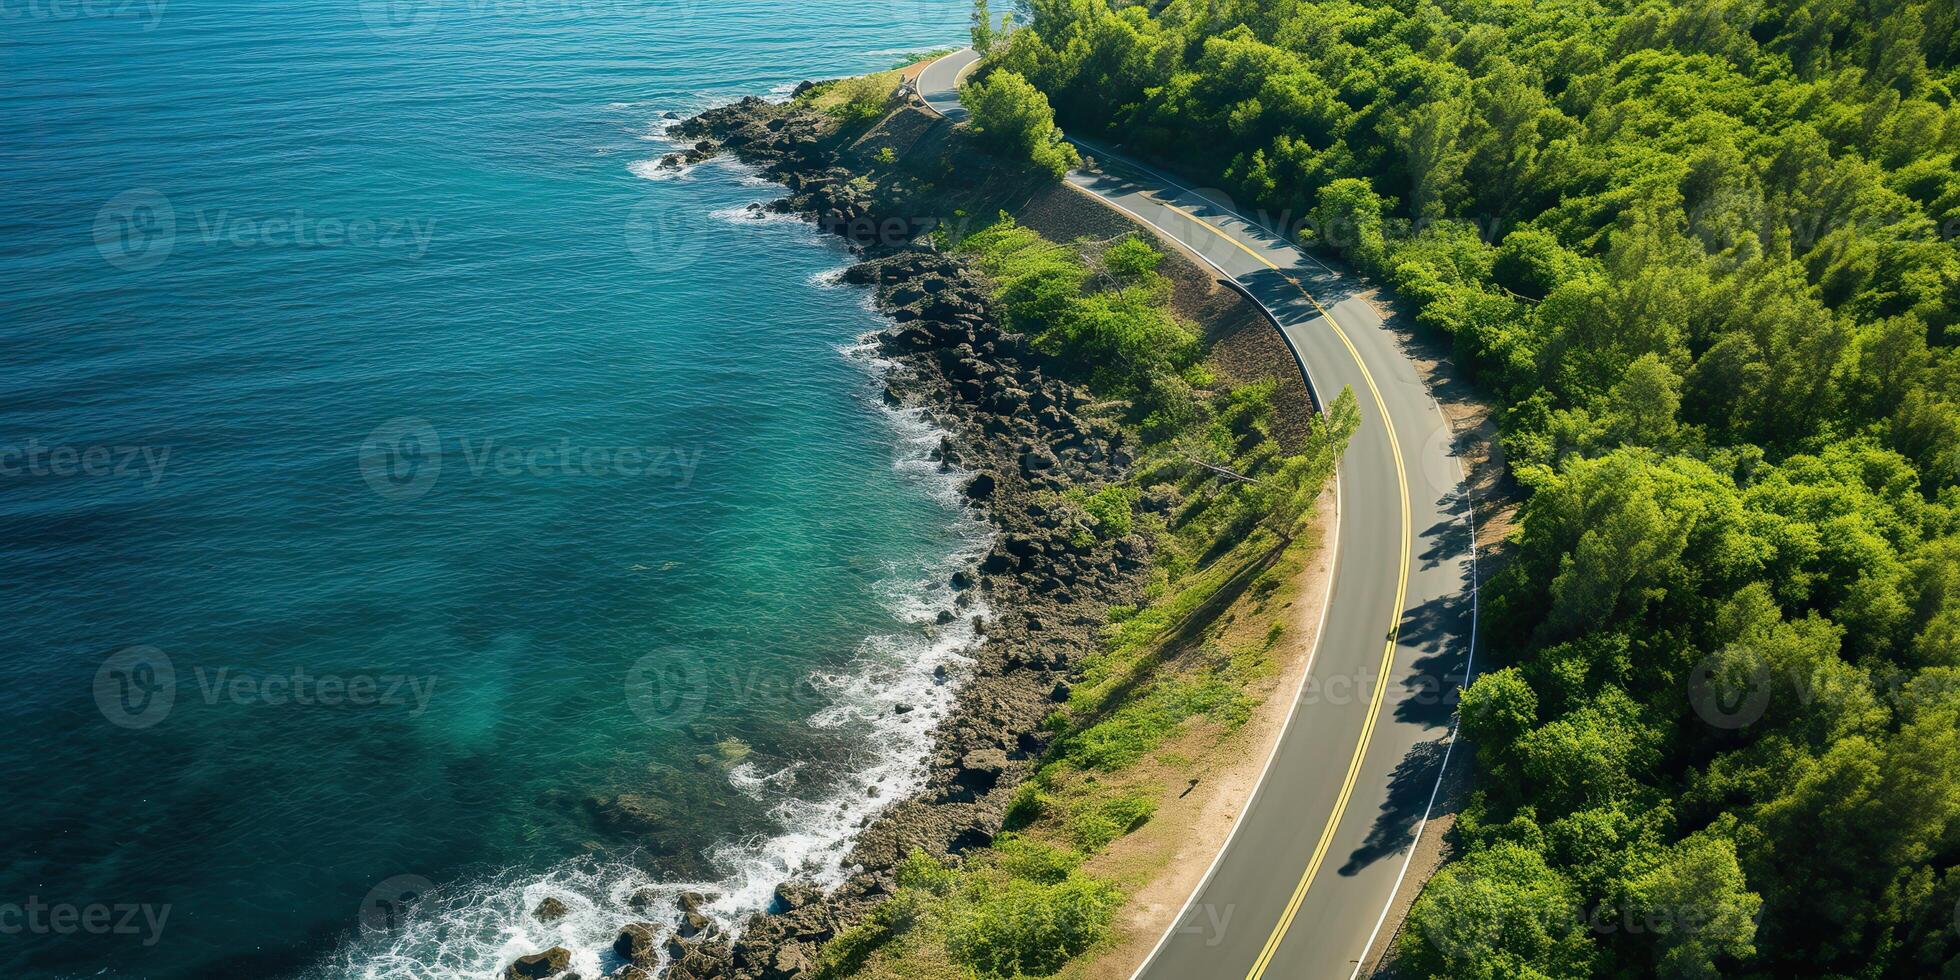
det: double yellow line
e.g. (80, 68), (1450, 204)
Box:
(1123, 185), (1414, 978)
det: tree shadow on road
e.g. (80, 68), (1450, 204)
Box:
(1337, 737), (1450, 877)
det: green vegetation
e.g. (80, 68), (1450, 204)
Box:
(818, 219), (1356, 979)
(803, 71), (901, 124)
(958, 217), (1199, 430)
(891, 48), (958, 71)
(994, 0), (1960, 975)
(961, 71), (1082, 179)
(971, 0), (997, 57)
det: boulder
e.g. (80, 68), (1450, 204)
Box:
(613, 922), (662, 966)
(678, 909), (712, 938)
(662, 933), (732, 980)
(764, 942), (812, 979)
(504, 946), (570, 980)
(960, 747), (1008, 775)
(584, 794), (674, 838)
(772, 879), (823, 912)
(532, 896), (569, 924)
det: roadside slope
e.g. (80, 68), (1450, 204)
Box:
(920, 49), (1478, 980)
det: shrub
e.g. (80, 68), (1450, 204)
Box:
(1103, 235), (1163, 282)
(962, 70), (1081, 179)
(1067, 791), (1157, 850)
(895, 848), (958, 895)
(821, 72), (898, 124)
(1076, 485), (1139, 538)
(993, 834), (1086, 884)
(946, 875), (1122, 978)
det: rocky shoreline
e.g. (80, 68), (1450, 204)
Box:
(508, 94), (1164, 979)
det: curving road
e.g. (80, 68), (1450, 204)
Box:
(918, 50), (1477, 980)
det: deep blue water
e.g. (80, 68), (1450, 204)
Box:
(0, 3), (975, 976)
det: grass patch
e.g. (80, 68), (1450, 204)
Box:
(805, 137), (1351, 980)
(799, 71), (902, 124)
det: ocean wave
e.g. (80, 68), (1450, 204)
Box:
(312, 335), (992, 980)
(709, 202), (807, 227)
(728, 761), (804, 801)
(627, 157), (692, 181)
(808, 266), (851, 288)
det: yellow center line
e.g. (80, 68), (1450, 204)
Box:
(1115, 184), (1414, 978)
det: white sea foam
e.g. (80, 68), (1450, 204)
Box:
(861, 46), (943, 58)
(709, 202), (806, 226)
(728, 761), (804, 801)
(315, 322), (992, 980)
(627, 157), (690, 181)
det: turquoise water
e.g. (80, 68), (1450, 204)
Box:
(0, 3), (974, 976)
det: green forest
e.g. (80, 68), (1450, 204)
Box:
(976, 0), (1960, 976)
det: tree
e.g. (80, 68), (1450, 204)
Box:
(1460, 667), (1539, 784)
(1399, 842), (1597, 979)
(1618, 830), (1761, 979)
(963, 70), (1081, 179)
(1254, 388), (1359, 539)
(971, 0), (994, 56)
(1598, 353), (1682, 448)
(1002, 0), (1960, 973)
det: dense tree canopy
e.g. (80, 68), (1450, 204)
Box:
(962, 69), (1082, 178)
(990, 0), (1960, 975)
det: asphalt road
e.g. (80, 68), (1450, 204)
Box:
(917, 50), (1478, 980)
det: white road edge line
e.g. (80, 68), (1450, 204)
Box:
(1346, 441), (1480, 979)
(916, 55), (1481, 979)
(1076, 185), (1348, 980)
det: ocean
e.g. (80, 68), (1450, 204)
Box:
(0, 2), (976, 976)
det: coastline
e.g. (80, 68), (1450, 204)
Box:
(544, 93), (1168, 980)
(503, 59), (1358, 977)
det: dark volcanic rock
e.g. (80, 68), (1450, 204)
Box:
(504, 946), (569, 980)
(566, 94), (1159, 980)
(613, 922), (662, 966)
(963, 471), (997, 501)
(771, 880), (823, 913)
